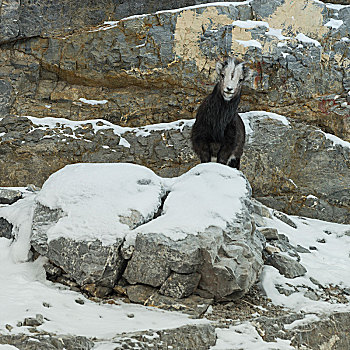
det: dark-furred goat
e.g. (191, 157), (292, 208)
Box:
(191, 57), (246, 169)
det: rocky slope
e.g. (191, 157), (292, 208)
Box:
(0, 0), (349, 139)
(1, 111), (349, 223)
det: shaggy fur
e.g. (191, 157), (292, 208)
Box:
(191, 57), (246, 169)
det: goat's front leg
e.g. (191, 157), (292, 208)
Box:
(193, 140), (211, 163)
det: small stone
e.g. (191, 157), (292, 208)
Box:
(265, 245), (281, 255)
(309, 246), (318, 251)
(259, 227), (279, 240)
(304, 290), (319, 301)
(5, 324), (13, 332)
(316, 238), (326, 243)
(159, 272), (201, 299)
(75, 298), (85, 305)
(42, 302), (51, 308)
(0, 217), (13, 239)
(273, 211), (297, 229)
(26, 184), (41, 192)
(295, 245), (311, 253)
(0, 188), (22, 205)
(266, 253), (307, 278)
(16, 322), (22, 327)
(127, 313), (135, 318)
(23, 314), (44, 327)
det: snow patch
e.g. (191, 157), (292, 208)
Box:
(79, 98), (109, 105)
(295, 33), (321, 47)
(211, 323), (294, 349)
(324, 19), (343, 29)
(236, 39), (262, 49)
(231, 20), (269, 29)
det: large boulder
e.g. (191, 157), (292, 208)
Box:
(1, 0), (349, 139)
(30, 162), (265, 300)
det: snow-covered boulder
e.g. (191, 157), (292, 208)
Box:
(31, 163), (265, 300)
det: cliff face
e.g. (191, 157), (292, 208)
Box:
(0, 0), (349, 139)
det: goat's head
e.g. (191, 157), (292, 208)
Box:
(216, 57), (246, 101)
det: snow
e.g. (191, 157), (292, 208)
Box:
(25, 115), (194, 141)
(0, 195), (208, 338)
(79, 98), (109, 105)
(231, 20), (269, 29)
(240, 111), (290, 127)
(324, 19), (343, 29)
(295, 33), (321, 47)
(211, 323), (294, 350)
(318, 129), (350, 149)
(35, 163), (165, 245)
(266, 28), (290, 40)
(261, 214), (350, 314)
(132, 163), (248, 241)
(236, 39), (262, 49)
(33, 162), (249, 246)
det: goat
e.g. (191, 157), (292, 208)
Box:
(191, 57), (246, 169)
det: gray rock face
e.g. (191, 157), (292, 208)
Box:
(1, 111), (349, 224)
(242, 113), (350, 224)
(30, 163), (265, 301)
(0, 188), (22, 204)
(265, 252), (307, 279)
(0, 217), (13, 239)
(0, 333), (94, 350)
(31, 203), (125, 288)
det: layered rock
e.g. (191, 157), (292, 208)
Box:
(1, 112), (349, 223)
(0, 0), (349, 139)
(30, 162), (265, 300)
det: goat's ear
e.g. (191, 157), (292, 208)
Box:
(216, 61), (224, 75)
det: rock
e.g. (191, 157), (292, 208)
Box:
(23, 314), (44, 327)
(1, 110), (349, 224)
(159, 272), (202, 299)
(96, 323), (216, 350)
(2, 0), (348, 141)
(265, 252), (307, 278)
(259, 227), (279, 240)
(0, 334), (94, 350)
(272, 211), (297, 229)
(0, 217), (13, 239)
(255, 312), (350, 350)
(31, 162), (264, 301)
(122, 164), (264, 301)
(31, 203), (126, 289)
(242, 113), (350, 224)
(0, 188), (22, 204)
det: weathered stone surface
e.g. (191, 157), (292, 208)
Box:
(31, 203), (125, 288)
(265, 252), (307, 278)
(259, 227), (279, 240)
(242, 113), (350, 224)
(0, 217), (13, 239)
(1, 111), (349, 224)
(0, 333), (94, 350)
(0, 188), (22, 204)
(1, 0), (349, 139)
(95, 323), (216, 350)
(159, 272), (202, 299)
(255, 312), (350, 350)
